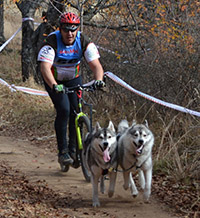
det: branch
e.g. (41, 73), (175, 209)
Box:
(83, 21), (148, 32)
(83, 0), (119, 21)
(125, 0), (146, 54)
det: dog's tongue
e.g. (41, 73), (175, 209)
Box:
(103, 147), (110, 162)
(136, 145), (144, 155)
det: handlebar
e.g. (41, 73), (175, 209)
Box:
(62, 75), (107, 94)
(63, 80), (96, 94)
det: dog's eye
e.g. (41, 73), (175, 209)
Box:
(108, 135), (112, 139)
(99, 136), (104, 139)
(143, 134), (147, 137)
(134, 134), (138, 137)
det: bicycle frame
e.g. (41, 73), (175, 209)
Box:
(75, 90), (93, 150)
(75, 112), (87, 150)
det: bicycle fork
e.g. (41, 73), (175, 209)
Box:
(75, 112), (87, 150)
(75, 90), (92, 150)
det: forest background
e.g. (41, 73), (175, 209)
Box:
(0, 0), (199, 217)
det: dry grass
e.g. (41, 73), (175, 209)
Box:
(92, 86), (200, 183)
(0, 82), (55, 137)
(0, 7), (199, 217)
(1, 4), (199, 188)
(1, 39), (200, 185)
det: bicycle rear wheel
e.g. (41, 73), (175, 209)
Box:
(78, 115), (91, 182)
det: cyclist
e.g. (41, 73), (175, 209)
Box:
(37, 12), (105, 167)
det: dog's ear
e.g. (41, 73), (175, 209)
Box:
(108, 121), (115, 132)
(95, 122), (101, 132)
(131, 119), (136, 127)
(144, 120), (149, 127)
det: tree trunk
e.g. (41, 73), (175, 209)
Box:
(16, 1), (43, 82)
(0, 0), (5, 44)
(21, 17), (35, 81)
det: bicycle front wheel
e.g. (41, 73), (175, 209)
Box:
(78, 115), (91, 182)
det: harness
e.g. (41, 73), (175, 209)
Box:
(90, 145), (118, 176)
(116, 135), (148, 173)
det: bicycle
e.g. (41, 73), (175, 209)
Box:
(59, 80), (96, 182)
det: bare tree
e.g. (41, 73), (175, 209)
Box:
(15, 0), (43, 81)
(0, 0), (5, 45)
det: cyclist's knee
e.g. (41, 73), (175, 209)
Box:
(57, 105), (70, 117)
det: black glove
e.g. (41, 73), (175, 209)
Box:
(94, 80), (106, 90)
(53, 84), (65, 93)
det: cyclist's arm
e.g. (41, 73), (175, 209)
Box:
(37, 44), (57, 89)
(40, 62), (57, 89)
(84, 42), (104, 81)
(88, 59), (104, 81)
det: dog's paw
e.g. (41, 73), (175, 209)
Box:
(123, 184), (129, 190)
(100, 184), (105, 194)
(132, 193), (138, 198)
(100, 189), (105, 194)
(143, 194), (150, 203)
(143, 190), (151, 203)
(92, 201), (100, 207)
(144, 199), (150, 204)
(131, 189), (138, 197)
(108, 190), (114, 198)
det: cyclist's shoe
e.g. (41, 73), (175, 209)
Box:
(58, 153), (73, 165)
(69, 150), (76, 161)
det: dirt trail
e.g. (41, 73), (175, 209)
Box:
(0, 136), (178, 218)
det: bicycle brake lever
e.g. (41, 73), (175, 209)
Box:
(63, 86), (69, 93)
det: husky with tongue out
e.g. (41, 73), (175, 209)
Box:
(85, 121), (118, 207)
(117, 119), (154, 203)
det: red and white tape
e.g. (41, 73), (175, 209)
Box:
(11, 85), (48, 96)
(0, 72), (199, 117)
(0, 18), (39, 53)
(105, 71), (200, 117)
(0, 78), (48, 96)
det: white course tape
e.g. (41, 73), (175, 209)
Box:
(0, 78), (16, 92)
(0, 78), (48, 96)
(105, 71), (200, 117)
(0, 17), (39, 53)
(22, 17), (34, 22)
(1, 71), (200, 117)
(0, 27), (22, 52)
(11, 85), (48, 96)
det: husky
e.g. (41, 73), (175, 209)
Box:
(117, 119), (154, 203)
(85, 121), (118, 207)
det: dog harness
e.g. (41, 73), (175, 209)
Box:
(89, 146), (118, 175)
(117, 140), (146, 173)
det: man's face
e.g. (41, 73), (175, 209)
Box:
(60, 24), (79, 46)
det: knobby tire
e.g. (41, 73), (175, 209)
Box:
(78, 116), (91, 182)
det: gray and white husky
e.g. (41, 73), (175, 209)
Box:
(85, 121), (118, 207)
(117, 119), (154, 203)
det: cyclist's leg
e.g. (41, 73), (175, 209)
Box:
(64, 76), (82, 159)
(44, 81), (73, 164)
(68, 108), (77, 160)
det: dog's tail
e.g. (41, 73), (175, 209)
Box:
(117, 119), (129, 134)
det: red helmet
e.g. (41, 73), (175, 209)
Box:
(59, 12), (80, 25)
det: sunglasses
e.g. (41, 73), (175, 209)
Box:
(61, 25), (79, 32)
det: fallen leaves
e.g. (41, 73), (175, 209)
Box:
(0, 162), (73, 218)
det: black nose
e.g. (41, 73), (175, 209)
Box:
(103, 142), (108, 149)
(138, 139), (144, 145)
